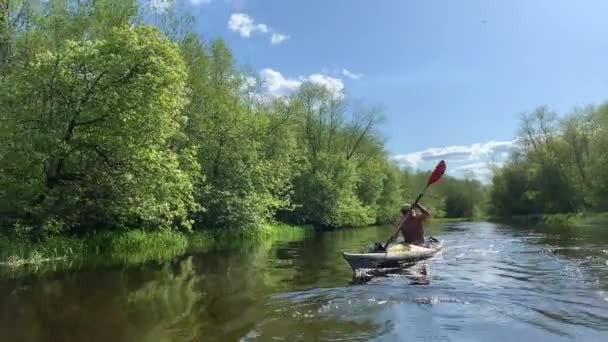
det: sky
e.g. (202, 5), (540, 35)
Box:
(153, 0), (608, 181)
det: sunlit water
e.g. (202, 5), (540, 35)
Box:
(1, 222), (608, 341)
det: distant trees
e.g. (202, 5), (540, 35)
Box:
(488, 104), (608, 216)
(397, 168), (485, 220)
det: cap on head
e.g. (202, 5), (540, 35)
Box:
(401, 203), (411, 213)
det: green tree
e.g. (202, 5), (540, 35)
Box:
(181, 37), (299, 229)
(0, 25), (197, 233)
(282, 83), (388, 227)
(375, 162), (404, 223)
(489, 102), (608, 216)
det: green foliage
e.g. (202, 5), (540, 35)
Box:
(187, 223), (308, 252)
(394, 166), (486, 220)
(489, 103), (608, 217)
(0, 223), (308, 276)
(276, 83), (391, 228)
(375, 163), (404, 223)
(1, 0), (482, 251)
(180, 36), (298, 229)
(0, 233), (86, 267)
(88, 230), (189, 263)
(290, 153), (372, 227)
(0, 23), (197, 232)
(489, 213), (584, 227)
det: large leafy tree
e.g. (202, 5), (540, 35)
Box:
(0, 25), (198, 233)
(181, 36), (299, 229)
(282, 83), (389, 227)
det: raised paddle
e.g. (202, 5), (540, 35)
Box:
(382, 160), (446, 250)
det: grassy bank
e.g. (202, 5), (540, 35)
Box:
(0, 224), (309, 273)
(488, 212), (608, 227)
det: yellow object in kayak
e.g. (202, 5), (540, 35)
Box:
(386, 243), (411, 253)
(386, 243), (428, 254)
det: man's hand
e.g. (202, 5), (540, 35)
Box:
(415, 203), (431, 217)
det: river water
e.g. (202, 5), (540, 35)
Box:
(1, 222), (608, 341)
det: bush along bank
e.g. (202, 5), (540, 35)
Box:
(0, 224), (309, 273)
(487, 212), (608, 227)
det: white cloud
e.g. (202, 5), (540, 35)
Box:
(150, 0), (172, 12)
(392, 139), (518, 182)
(150, 0), (211, 13)
(307, 74), (344, 97)
(393, 139), (517, 169)
(228, 13), (268, 37)
(228, 13), (289, 45)
(258, 68), (345, 100)
(453, 162), (491, 172)
(342, 68), (363, 80)
(259, 69), (302, 98)
(270, 33), (290, 45)
(453, 162), (497, 183)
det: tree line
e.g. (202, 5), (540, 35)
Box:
(488, 104), (608, 217)
(0, 0), (483, 238)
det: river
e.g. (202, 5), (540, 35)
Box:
(1, 222), (607, 341)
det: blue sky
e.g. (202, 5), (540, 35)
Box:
(156, 0), (608, 180)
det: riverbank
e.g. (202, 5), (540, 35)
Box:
(1, 218), (464, 274)
(488, 212), (608, 227)
(0, 224), (309, 274)
(8, 211), (601, 276)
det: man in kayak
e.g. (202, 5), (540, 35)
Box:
(398, 202), (431, 246)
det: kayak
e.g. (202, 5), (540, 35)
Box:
(342, 238), (443, 272)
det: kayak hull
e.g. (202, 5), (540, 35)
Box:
(342, 239), (443, 271)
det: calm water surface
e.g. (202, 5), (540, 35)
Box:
(1, 222), (608, 341)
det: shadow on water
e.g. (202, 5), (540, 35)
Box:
(1, 221), (608, 341)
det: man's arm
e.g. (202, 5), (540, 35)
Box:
(416, 203), (431, 218)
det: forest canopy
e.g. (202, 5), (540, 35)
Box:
(1, 0), (570, 238)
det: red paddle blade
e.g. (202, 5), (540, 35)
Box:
(427, 160), (446, 185)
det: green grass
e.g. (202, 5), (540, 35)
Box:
(86, 230), (189, 264)
(187, 223), (308, 251)
(0, 223), (310, 276)
(576, 212), (608, 226)
(0, 234), (85, 267)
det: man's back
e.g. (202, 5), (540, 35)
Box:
(400, 215), (425, 245)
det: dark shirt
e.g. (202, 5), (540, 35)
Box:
(399, 211), (426, 245)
